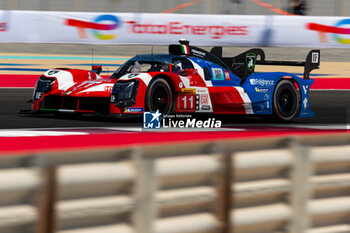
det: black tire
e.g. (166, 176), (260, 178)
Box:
(273, 80), (300, 121)
(145, 79), (173, 115)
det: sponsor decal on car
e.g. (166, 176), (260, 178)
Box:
(35, 92), (42, 100)
(212, 68), (224, 80)
(201, 105), (210, 110)
(196, 89), (207, 93)
(311, 52), (319, 63)
(200, 94), (209, 105)
(302, 85), (310, 110)
(303, 97), (308, 110)
(126, 107), (143, 113)
(180, 45), (190, 55)
(249, 79), (274, 86)
(224, 71), (230, 80)
(191, 49), (206, 57)
(104, 86), (112, 92)
(110, 95), (116, 103)
(177, 94), (197, 111)
(255, 87), (270, 93)
(246, 53), (256, 72)
(181, 88), (196, 94)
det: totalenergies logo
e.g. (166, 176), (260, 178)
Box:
(65, 14), (121, 40)
(306, 19), (350, 44)
(125, 21), (248, 39)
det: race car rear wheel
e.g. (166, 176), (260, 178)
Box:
(146, 79), (173, 115)
(273, 79), (300, 121)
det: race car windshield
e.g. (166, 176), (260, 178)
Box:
(110, 61), (169, 79)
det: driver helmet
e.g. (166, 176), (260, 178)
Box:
(173, 60), (182, 74)
(131, 61), (141, 73)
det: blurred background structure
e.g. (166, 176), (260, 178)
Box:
(0, 0), (350, 233)
(0, 0), (349, 16)
(2, 135), (350, 233)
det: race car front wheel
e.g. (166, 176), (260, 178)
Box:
(146, 79), (173, 115)
(273, 79), (300, 121)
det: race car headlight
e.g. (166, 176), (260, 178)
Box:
(111, 80), (139, 107)
(33, 75), (56, 100)
(115, 82), (135, 100)
(35, 75), (56, 93)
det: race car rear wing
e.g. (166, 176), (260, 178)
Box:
(256, 49), (320, 80)
(210, 47), (320, 80)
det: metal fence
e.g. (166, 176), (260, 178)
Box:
(0, 133), (350, 233)
(0, 0), (349, 16)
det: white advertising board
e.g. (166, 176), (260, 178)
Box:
(0, 10), (350, 47)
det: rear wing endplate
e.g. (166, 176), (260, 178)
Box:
(303, 50), (320, 79)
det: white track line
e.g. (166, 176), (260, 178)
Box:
(0, 131), (89, 137)
(0, 123), (346, 138)
(262, 124), (349, 130)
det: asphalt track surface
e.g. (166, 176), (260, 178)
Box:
(0, 88), (349, 129)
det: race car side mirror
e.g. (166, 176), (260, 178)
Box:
(92, 65), (102, 75)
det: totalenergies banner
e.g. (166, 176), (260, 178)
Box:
(0, 10), (350, 47)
